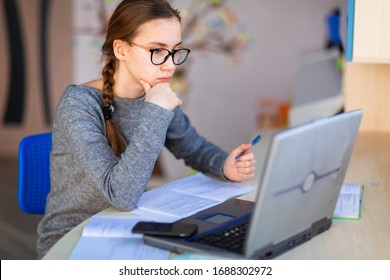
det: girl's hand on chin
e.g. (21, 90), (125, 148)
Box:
(140, 80), (182, 111)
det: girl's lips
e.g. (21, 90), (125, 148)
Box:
(157, 77), (171, 83)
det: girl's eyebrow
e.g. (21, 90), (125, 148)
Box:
(149, 41), (183, 48)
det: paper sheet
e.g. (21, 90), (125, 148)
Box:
(134, 173), (256, 219)
(69, 215), (170, 260)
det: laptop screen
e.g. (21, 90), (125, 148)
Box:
(245, 110), (362, 258)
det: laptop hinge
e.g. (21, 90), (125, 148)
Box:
(251, 217), (332, 259)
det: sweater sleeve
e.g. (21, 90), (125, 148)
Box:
(52, 87), (174, 211)
(164, 108), (229, 179)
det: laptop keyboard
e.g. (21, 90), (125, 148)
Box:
(190, 220), (249, 254)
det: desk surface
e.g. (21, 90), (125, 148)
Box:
(44, 132), (390, 259)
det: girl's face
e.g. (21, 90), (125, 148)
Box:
(121, 17), (183, 93)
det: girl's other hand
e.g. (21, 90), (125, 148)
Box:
(223, 144), (256, 182)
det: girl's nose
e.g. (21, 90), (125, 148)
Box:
(160, 57), (176, 71)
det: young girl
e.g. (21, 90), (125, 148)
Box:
(36, 0), (256, 259)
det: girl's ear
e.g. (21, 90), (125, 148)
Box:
(113, 39), (128, 61)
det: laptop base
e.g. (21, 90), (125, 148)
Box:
(143, 199), (333, 259)
(251, 217), (332, 259)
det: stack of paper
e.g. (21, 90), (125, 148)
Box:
(133, 173), (256, 222)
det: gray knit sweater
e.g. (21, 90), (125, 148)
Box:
(36, 85), (228, 259)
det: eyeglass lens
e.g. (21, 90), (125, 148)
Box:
(151, 49), (189, 65)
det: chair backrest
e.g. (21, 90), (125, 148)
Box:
(18, 132), (52, 214)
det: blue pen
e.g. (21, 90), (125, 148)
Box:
(235, 134), (262, 160)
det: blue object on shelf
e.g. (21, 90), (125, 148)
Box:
(345, 0), (355, 61)
(327, 12), (341, 44)
(18, 132), (52, 214)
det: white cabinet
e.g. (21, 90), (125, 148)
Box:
(346, 0), (390, 63)
(344, 0), (390, 132)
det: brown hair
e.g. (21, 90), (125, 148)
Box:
(101, 0), (181, 157)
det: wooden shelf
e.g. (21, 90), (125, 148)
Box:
(343, 63), (390, 132)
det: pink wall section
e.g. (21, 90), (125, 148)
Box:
(0, 0), (72, 156)
(0, 0), (344, 160)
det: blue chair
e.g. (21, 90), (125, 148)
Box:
(18, 132), (52, 214)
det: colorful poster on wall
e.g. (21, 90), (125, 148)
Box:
(72, 0), (121, 84)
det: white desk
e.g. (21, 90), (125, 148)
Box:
(44, 132), (390, 259)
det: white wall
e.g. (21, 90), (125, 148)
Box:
(161, 0), (344, 180)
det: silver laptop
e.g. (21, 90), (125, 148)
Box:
(144, 110), (363, 259)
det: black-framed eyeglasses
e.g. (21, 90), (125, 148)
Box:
(130, 42), (190, 65)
